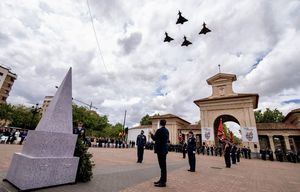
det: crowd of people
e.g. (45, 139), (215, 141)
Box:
(2, 126), (299, 165)
(85, 137), (135, 148)
(0, 128), (27, 145)
(260, 147), (299, 163)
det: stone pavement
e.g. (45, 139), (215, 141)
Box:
(1, 145), (300, 192)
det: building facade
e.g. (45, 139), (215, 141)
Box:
(0, 65), (17, 103)
(257, 109), (300, 154)
(127, 125), (153, 144)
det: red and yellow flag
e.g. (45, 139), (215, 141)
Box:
(217, 118), (226, 141)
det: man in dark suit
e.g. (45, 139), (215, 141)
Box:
(247, 147), (252, 159)
(187, 131), (196, 172)
(236, 147), (241, 162)
(136, 130), (147, 163)
(231, 144), (237, 164)
(224, 142), (231, 168)
(182, 143), (187, 159)
(150, 119), (169, 187)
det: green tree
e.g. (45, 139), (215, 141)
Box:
(255, 108), (284, 123)
(0, 103), (13, 126)
(0, 104), (41, 129)
(140, 114), (152, 125)
(223, 124), (242, 145)
(72, 104), (109, 134)
(11, 105), (41, 129)
(101, 123), (123, 138)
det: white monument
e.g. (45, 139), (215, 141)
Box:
(5, 68), (79, 191)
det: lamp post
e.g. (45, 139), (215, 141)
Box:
(30, 103), (40, 130)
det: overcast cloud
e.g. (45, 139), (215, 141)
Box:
(0, 0), (299, 127)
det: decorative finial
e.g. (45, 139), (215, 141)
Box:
(218, 64), (221, 73)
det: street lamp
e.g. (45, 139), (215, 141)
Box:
(30, 103), (41, 130)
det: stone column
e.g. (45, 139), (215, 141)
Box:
(268, 135), (275, 159)
(283, 135), (291, 151)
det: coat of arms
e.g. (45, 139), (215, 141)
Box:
(246, 131), (253, 141)
(205, 131), (210, 140)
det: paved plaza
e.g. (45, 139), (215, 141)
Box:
(0, 145), (300, 192)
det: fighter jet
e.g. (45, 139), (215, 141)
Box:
(164, 32), (174, 42)
(199, 22), (211, 35)
(176, 11), (188, 25)
(181, 36), (192, 46)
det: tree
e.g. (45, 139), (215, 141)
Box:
(255, 108), (284, 123)
(223, 124), (242, 145)
(101, 123), (123, 138)
(140, 114), (152, 125)
(0, 104), (41, 129)
(72, 104), (109, 133)
(0, 103), (13, 127)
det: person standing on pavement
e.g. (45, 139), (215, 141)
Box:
(231, 144), (237, 164)
(187, 131), (196, 172)
(236, 147), (241, 162)
(136, 130), (147, 163)
(247, 147), (252, 159)
(182, 142), (187, 159)
(150, 119), (169, 187)
(224, 142), (231, 168)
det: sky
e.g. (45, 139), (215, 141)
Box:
(0, 0), (300, 127)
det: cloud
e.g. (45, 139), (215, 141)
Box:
(0, 0), (299, 127)
(0, 32), (12, 46)
(117, 32), (142, 55)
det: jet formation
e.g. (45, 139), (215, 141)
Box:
(164, 10), (211, 47)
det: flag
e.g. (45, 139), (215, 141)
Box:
(217, 118), (226, 141)
(230, 131), (234, 143)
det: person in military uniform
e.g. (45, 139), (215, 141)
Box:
(187, 131), (196, 172)
(224, 142), (231, 168)
(218, 146), (222, 157)
(206, 145), (210, 156)
(261, 148), (267, 160)
(150, 119), (169, 187)
(231, 144), (237, 164)
(247, 147), (252, 159)
(136, 130), (147, 163)
(182, 142), (187, 159)
(243, 146), (248, 159)
(210, 145), (214, 156)
(269, 150), (274, 161)
(236, 147), (241, 162)
(201, 143), (205, 155)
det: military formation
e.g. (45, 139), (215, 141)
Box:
(163, 10), (211, 47)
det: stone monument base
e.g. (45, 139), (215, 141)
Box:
(5, 153), (79, 191)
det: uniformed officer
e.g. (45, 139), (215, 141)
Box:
(236, 147), (241, 162)
(206, 145), (210, 156)
(187, 131), (196, 172)
(247, 147), (252, 159)
(136, 130), (147, 163)
(231, 144), (237, 164)
(224, 142), (231, 168)
(182, 143), (187, 159)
